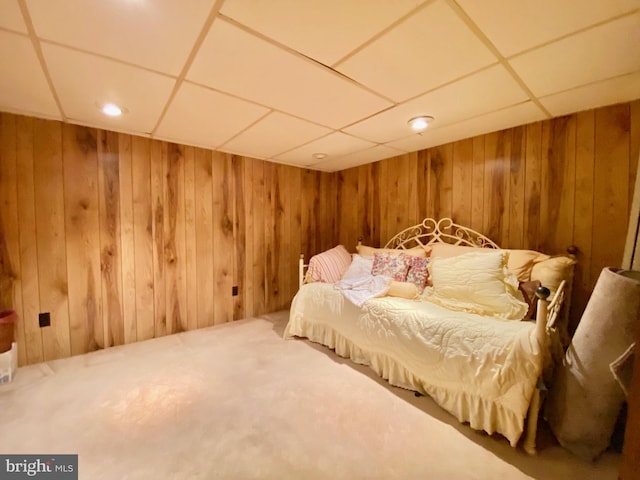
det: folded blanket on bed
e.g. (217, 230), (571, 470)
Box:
(334, 275), (391, 307)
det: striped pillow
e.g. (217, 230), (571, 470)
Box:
(306, 245), (352, 283)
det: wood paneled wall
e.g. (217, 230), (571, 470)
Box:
(0, 113), (337, 366)
(1, 101), (637, 365)
(337, 101), (640, 329)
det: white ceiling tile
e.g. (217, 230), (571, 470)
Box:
(220, 0), (427, 66)
(156, 82), (269, 150)
(387, 102), (547, 152)
(26, 0), (215, 75)
(457, 0), (639, 57)
(337, 0), (497, 102)
(0, 31), (59, 118)
(343, 65), (528, 143)
(221, 111), (331, 159)
(0, 0), (27, 33)
(510, 14), (640, 97)
(43, 44), (175, 133)
(541, 72), (640, 117)
(274, 132), (376, 166)
(311, 145), (405, 172)
(188, 19), (391, 129)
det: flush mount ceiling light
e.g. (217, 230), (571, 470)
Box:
(312, 152), (328, 160)
(98, 102), (126, 117)
(408, 115), (434, 132)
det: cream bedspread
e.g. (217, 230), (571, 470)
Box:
(284, 282), (543, 446)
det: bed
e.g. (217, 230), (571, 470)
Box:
(284, 218), (574, 454)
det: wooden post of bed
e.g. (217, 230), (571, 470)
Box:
(299, 254), (305, 289)
(523, 285), (551, 455)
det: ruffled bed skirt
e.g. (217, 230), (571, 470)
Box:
(285, 313), (528, 447)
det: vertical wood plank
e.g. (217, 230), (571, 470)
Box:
(274, 164), (290, 310)
(264, 162), (276, 312)
(508, 126), (526, 248)
(212, 152), (234, 324)
(33, 119), (71, 360)
(239, 156), (253, 319)
(378, 160), (391, 243)
(232, 155), (246, 320)
(62, 124), (101, 355)
(407, 152), (419, 226)
(15, 116), (43, 364)
(452, 139), (473, 227)
(386, 155), (410, 240)
(301, 168), (319, 257)
(340, 168), (359, 249)
(97, 130), (124, 347)
(573, 110), (595, 330)
(288, 165), (302, 301)
(358, 164), (372, 246)
(524, 122), (542, 250)
(164, 142), (186, 334)
(369, 163), (381, 247)
(131, 136), (155, 341)
(118, 133), (137, 343)
(183, 146), (198, 331)
(432, 145), (454, 221)
(195, 148), (214, 327)
(483, 131), (510, 244)
(592, 104), (630, 278)
(150, 141), (166, 336)
(416, 150), (430, 223)
(0, 114), (26, 365)
(540, 116), (576, 254)
(471, 136), (485, 234)
(252, 160), (266, 315)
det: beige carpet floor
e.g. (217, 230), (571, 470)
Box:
(0, 311), (620, 479)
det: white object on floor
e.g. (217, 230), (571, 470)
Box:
(0, 342), (17, 384)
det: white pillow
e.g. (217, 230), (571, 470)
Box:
(423, 250), (528, 320)
(341, 254), (374, 280)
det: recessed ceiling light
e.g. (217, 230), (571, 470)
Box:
(312, 153), (328, 160)
(100, 102), (123, 117)
(408, 115), (434, 132)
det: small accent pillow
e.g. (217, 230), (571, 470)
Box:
(387, 281), (419, 299)
(530, 256), (576, 296)
(423, 250), (529, 320)
(519, 280), (542, 320)
(372, 252), (411, 281)
(356, 244), (427, 258)
(405, 256), (430, 293)
(341, 254), (374, 280)
(306, 245), (352, 284)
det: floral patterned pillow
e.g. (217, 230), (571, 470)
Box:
(406, 256), (430, 292)
(372, 252), (411, 281)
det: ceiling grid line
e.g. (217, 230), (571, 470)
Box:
(182, 78), (358, 132)
(446, 0), (552, 119)
(330, 0), (437, 68)
(217, 109), (275, 150)
(216, 14), (396, 105)
(17, 0), (67, 121)
(149, 0), (227, 137)
(38, 38), (179, 81)
(505, 8), (640, 62)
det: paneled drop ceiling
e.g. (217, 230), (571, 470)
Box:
(1, 0), (639, 172)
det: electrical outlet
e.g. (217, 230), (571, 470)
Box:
(39, 312), (51, 328)
(232, 286), (239, 296)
